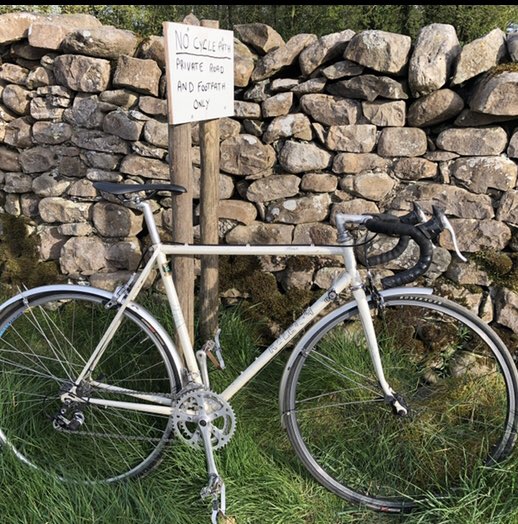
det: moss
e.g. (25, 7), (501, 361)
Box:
(0, 214), (60, 288)
(487, 62), (518, 77)
(219, 255), (317, 339)
(472, 250), (518, 293)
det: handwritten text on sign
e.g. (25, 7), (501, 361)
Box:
(164, 23), (234, 124)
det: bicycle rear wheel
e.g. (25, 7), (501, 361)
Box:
(0, 286), (181, 483)
(282, 292), (518, 512)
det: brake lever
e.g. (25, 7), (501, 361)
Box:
(431, 206), (467, 262)
(400, 202), (427, 225)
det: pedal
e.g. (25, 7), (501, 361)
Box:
(200, 474), (227, 524)
(202, 329), (225, 370)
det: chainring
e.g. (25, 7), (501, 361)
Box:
(172, 387), (236, 450)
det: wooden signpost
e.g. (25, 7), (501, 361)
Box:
(163, 19), (234, 346)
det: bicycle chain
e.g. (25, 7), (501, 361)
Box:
(53, 389), (177, 443)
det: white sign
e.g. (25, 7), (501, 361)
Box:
(163, 22), (234, 125)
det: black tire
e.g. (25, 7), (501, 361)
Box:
(282, 293), (518, 512)
(0, 288), (181, 483)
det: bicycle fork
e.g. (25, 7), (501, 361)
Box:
(353, 285), (408, 416)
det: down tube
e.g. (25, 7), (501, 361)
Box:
(220, 271), (352, 401)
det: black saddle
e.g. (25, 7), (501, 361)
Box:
(93, 182), (186, 195)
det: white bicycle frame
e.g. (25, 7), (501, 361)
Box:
(66, 201), (397, 415)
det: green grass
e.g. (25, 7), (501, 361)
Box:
(0, 304), (518, 524)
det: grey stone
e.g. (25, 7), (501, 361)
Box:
(0, 104), (16, 123)
(451, 156), (517, 193)
(28, 14), (102, 50)
(391, 182), (494, 219)
(470, 72), (518, 116)
(30, 96), (67, 121)
(106, 240), (142, 270)
(0, 12), (41, 45)
(113, 55), (161, 96)
(2, 85), (31, 115)
(242, 119), (264, 137)
(58, 154), (87, 179)
(409, 24), (460, 97)
(291, 78), (327, 95)
(234, 38), (255, 87)
(344, 30), (412, 75)
(314, 267), (343, 289)
(299, 30), (355, 76)
(424, 151), (459, 162)
(71, 129), (130, 154)
(378, 128), (428, 157)
(293, 223), (337, 244)
(441, 219), (511, 252)
(0, 146), (20, 171)
(83, 151), (121, 171)
(279, 141), (331, 174)
(218, 200), (257, 225)
(4, 194), (21, 215)
(300, 94), (360, 125)
(494, 288), (518, 332)
(330, 199), (379, 224)
(328, 75), (408, 102)
(454, 109), (516, 127)
(4, 117), (32, 148)
(61, 27), (138, 59)
(119, 154), (169, 180)
(19, 146), (58, 173)
(345, 171), (396, 201)
(508, 32), (518, 62)
(332, 153), (389, 174)
(270, 78), (300, 92)
(262, 92), (293, 118)
(103, 110), (144, 141)
(392, 157), (438, 181)
(131, 141), (167, 160)
(32, 121), (72, 145)
(226, 223), (293, 244)
(243, 80), (270, 102)
(143, 119), (168, 149)
(26, 66), (54, 89)
(452, 29), (506, 85)
(99, 89), (138, 110)
(234, 101), (261, 119)
(92, 202), (143, 237)
(58, 222), (94, 236)
(263, 113), (312, 143)
(0, 63), (28, 85)
(37, 226), (67, 261)
(138, 36), (165, 68)
(234, 23), (284, 55)
(407, 89), (465, 127)
(33, 172), (70, 197)
(60, 237), (107, 276)
(86, 169), (122, 183)
(21, 194), (40, 218)
(220, 134), (275, 176)
(246, 174), (301, 203)
(362, 100), (406, 127)
(445, 258), (492, 286)
(497, 190), (518, 224)
(436, 126), (507, 156)
(252, 33), (317, 82)
(139, 96), (167, 117)
(3, 173), (32, 193)
(67, 179), (97, 199)
(321, 60), (364, 80)
(39, 197), (91, 223)
(301, 173), (337, 193)
(508, 131), (518, 159)
(326, 124), (377, 153)
(53, 54), (111, 93)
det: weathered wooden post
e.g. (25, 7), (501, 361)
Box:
(199, 18), (220, 342)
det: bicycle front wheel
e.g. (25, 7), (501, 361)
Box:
(282, 292), (518, 512)
(0, 286), (181, 483)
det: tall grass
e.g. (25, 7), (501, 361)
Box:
(0, 305), (517, 523)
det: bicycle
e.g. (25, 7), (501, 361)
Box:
(0, 181), (516, 522)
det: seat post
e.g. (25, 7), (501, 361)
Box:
(138, 200), (162, 246)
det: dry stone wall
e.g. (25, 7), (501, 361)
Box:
(0, 13), (517, 333)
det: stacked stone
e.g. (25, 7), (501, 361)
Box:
(0, 14), (516, 332)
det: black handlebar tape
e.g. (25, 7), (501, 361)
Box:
(364, 218), (433, 289)
(366, 236), (410, 267)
